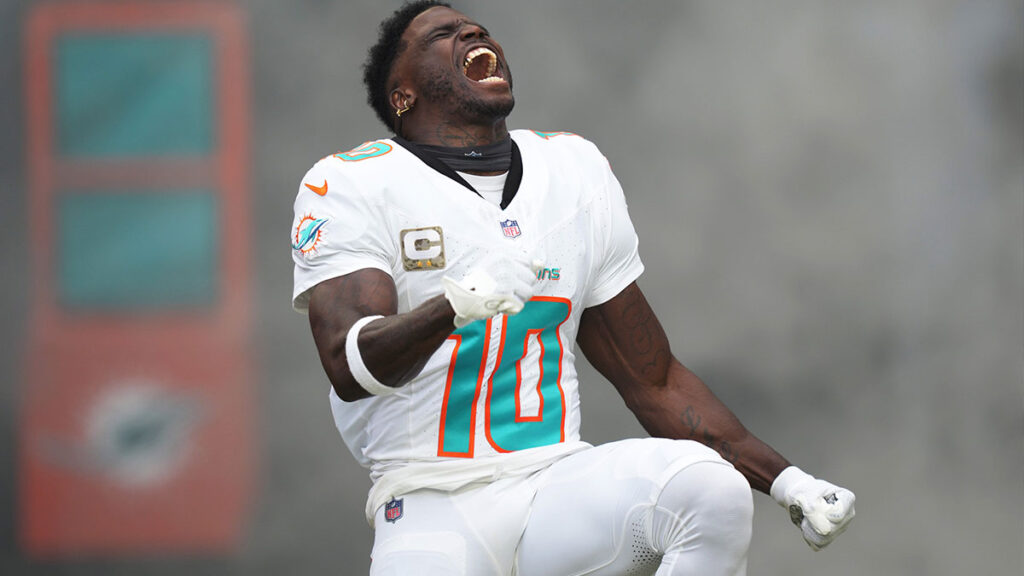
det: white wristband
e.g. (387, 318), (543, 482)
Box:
(345, 315), (396, 397)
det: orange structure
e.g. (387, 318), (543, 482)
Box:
(21, 1), (253, 555)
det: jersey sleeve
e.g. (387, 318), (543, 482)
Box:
(584, 161), (644, 308)
(291, 160), (394, 312)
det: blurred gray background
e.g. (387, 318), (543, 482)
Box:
(1, 0), (1022, 574)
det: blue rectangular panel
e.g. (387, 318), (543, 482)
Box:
(58, 192), (218, 310)
(56, 34), (213, 157)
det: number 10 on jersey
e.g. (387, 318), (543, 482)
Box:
(438, 297), (572, 457)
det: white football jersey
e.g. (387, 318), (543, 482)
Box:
(291, 130), (643, 514)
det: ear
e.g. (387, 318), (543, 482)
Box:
(389, 89), (414, 115)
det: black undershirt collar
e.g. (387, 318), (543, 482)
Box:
(393, 136), (523, 210)
(418, 138), (512, 173)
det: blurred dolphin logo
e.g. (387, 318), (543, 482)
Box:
(36, 380), (203, 487)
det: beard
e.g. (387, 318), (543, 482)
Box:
(418, 61), (515, 122)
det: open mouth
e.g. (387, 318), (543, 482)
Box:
(462, 47), (504, 83)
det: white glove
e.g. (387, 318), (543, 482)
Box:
(442, 254), (542, 328)
(770, 466), (856, 551)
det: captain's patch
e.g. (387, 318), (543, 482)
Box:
(400, 226), (446, 271)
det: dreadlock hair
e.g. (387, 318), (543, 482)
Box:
(363, 0), (451, 131)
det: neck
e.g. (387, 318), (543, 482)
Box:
(402, 116), (510, 147)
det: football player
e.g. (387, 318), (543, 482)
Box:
(291, 2), (855, 574)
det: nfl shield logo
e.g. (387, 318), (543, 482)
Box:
(500, 219), (521, 238)
(384, 497), (403, 523)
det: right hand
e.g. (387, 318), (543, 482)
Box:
(442, 254), (542, 328)
(770, 466), (856, 551)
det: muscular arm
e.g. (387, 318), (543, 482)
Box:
(307, 268), (457, 402)
(577, 281), (789, 493)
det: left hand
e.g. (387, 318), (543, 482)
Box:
(770, 466), (856, 551)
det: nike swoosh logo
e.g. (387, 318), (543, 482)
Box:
(305, 180), (328, 196)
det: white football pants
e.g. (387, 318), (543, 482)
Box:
(369, 438), (753, 576)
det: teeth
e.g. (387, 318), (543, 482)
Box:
(463, 47), (494, 66)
